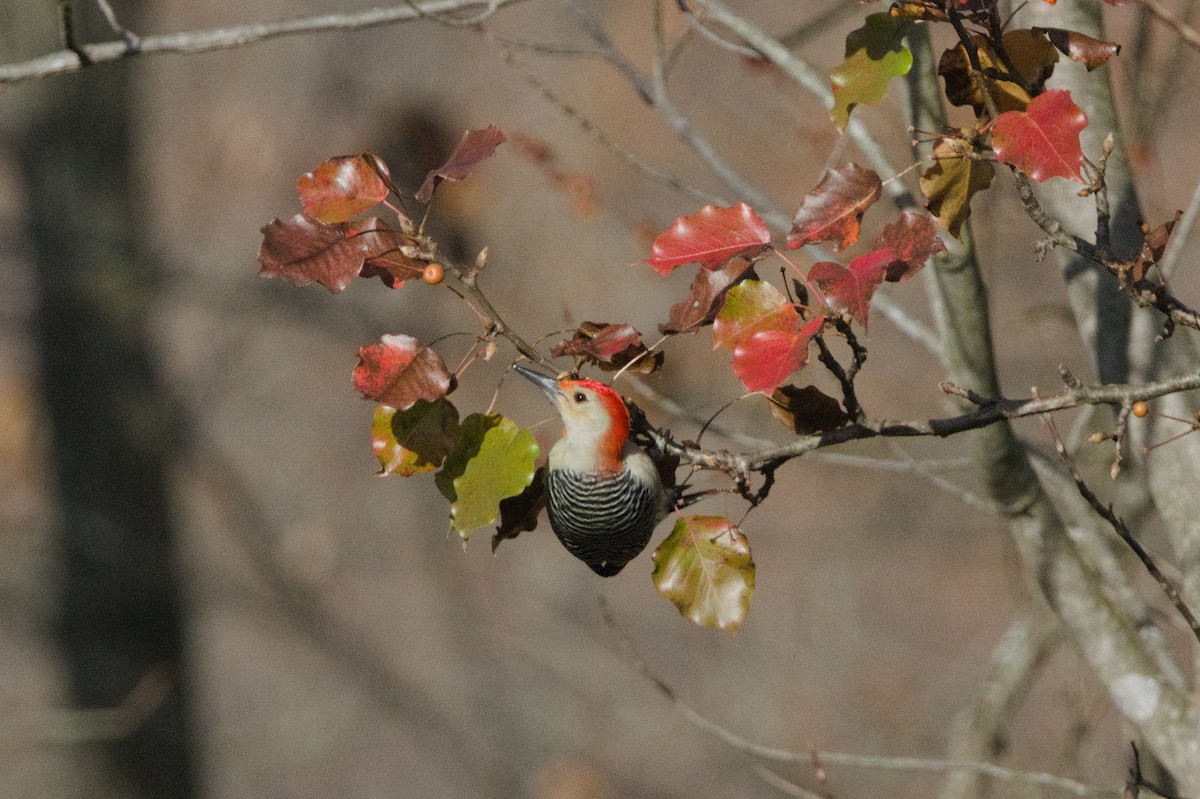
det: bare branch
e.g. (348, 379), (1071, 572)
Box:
(1139, 0), (1200, 52)
(1044, 417), (1200, 645)
(599, 598), (1109, 796)
(495, 41), (722, 207)
(0, 0), (530, 85)
(1159, 169), (1200, 280)
(685, 0), (918, 211)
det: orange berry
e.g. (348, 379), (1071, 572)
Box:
(1132, 401), (1148, 418)
(422, 263), (444, 285)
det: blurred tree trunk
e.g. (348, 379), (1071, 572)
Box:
(15, 3), (198, 797)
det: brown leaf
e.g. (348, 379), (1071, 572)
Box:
(768, 385), (850, 434)
(258, 214), (416, 292)
(1033, 27), (1120, 71)
(938, 37), (1033, 115)
(551, 322), (663, 373)
(1133, 210), (1182, 283)
(919, 137), (996, 238)
(660, 258), (757, 334)
(646, 203), (772, 274)
(1002, 29), (1060, 95)
(787, 163), (882, 251)
(416, 124), (507, 204)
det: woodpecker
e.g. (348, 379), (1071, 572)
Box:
(515, 365), (669, 576)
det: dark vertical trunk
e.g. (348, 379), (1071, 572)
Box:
(15, 5), (198, 797)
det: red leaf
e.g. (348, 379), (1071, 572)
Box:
(991, 89), (1088, 183)
(297, 154), (391, 223)
(732, 330), (807, 394)
(416, 124), (507, 204)
(809, 248), (893, 330)
(258, 215), (416, 292)
(645, 203), (771, 275)
(872, 211), (947, 281)
(660, 258), (757, 334)
(353, 334), (454, 409)
(787, 163), (882, 251)
(730, 316), (824, 395)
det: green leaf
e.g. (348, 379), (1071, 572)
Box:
(373, 399), (460, 477)
(844, 13), (913, 59)
(711, 280), (798, 350)
(830, 14), (913, 130)
(652, 515), (755, 632)
(435, 414), (539, 539)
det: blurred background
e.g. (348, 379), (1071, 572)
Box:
(1, 1), (1197, 797)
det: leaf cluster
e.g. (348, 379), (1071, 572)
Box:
(254, 1), (1199, 634)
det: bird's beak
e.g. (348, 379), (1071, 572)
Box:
(514, 364), (564, 400)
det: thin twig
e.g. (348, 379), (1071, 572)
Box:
(494, 41), (722, 207)
(872, 291), (943, 355)
(686, 0), (917, 211)
(674, 2), (760, 58)
(1158, 168), (1200, 280)
(1142, 0), (1200, 148)
(646, 1), (787, 222)
(939, 611), (1057, 799)
(1043, 416), (1200, 644)
(0, 0), (531, 85)
(92, 0), (142, 50)
(630, 367), (1200, 496)
(1140, 0), (1200, 51)
(56, 0), (92, 65)
(600, 602), (1110, 799)
(886, 442), (999, 514)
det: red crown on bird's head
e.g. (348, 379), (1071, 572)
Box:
(557, 376), (631, 460)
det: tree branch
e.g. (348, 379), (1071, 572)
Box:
(630, 369), (1200, 484)
(608, 612), (1111, 799)
(1139, 0), (1200, 52)
(0, 0), (529, 85)
(1045, 417), (1200, 645)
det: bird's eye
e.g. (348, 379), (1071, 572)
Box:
(573, 391), (587, 403)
